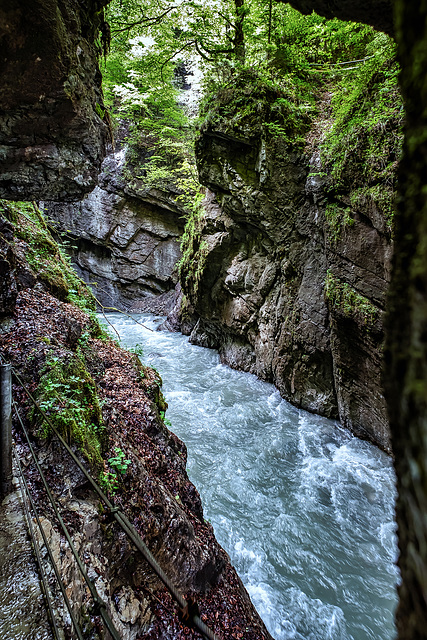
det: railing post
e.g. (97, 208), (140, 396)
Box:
(0, 363), (12, 497)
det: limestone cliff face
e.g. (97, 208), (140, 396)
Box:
(0, 0), (110, 201)
(0, 202), (272, 640)
(46, 137), (185, 310)
(173, 78), (398, 453)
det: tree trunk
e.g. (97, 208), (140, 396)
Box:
(234, 0), (246, 62)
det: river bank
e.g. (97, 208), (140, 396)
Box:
(0, 196), (273, 639)
(107, 312), (400, 640)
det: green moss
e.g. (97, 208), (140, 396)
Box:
(349, 185), (395, 230)
(321, 34), (403, 227)
(177, 206), (208, 304)
(200, 68), (315, 147)
(0, 200), (106, 336)
(325, 270), (379, 326)
(31, 354), (105, 467)
(325, 202), (354, 243)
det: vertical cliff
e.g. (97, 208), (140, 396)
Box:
(45, 130), (185, 310)
(173, 61), (402, 453)
(384, 0), (427, 636)
(0, 0), (110, 201)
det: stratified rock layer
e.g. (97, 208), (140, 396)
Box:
(46, 141), (185, 309)
(0, 0), (109, 201)
(173, 84), (395, 452)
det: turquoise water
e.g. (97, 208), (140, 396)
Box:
(105, 313), (399, 640)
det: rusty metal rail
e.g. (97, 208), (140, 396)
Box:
(7, 362), (220, 640)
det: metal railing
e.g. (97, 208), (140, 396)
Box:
(0, 360), (220, 640)
(0, 363), (12, 496)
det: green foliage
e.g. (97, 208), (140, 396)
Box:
(177, 204), (210, 303)
(32, 355), (105, 467)
(101, 8), (201, 216)
(108, 447), (131, 474)
(126, 343), (144, 358)
(200, 66), (314, 146)
(272, 7), (374, 69)
(160, 410), (172, 427)
(325, 202), (354, 243)
(321, 32), (403, 227)
(324, 270), (379, 326)
(1, 200), (100, 316)
(99, 470), (119, 495)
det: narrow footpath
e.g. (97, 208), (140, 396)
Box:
(0, 462), (52, 640)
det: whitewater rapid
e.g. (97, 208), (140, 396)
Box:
(104, 312), (399, 640)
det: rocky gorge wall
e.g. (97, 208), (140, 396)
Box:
(0, 200), (272, 640)
(171, 70), (401, 454)
(45, 130), (185, 310)
(0, 0), (111, 201)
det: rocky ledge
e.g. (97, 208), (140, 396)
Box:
(0, 202), (272, 640)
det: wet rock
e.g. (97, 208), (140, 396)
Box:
(0, 477), (52, 640)
(0, 0), (109, 201)
(175, 88), (394, 451)
(45, 134), (185, 310)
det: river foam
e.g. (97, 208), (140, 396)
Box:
(104, 312), (399, 640)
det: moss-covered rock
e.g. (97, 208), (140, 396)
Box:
(173, 61), (401, 451)
(32, 353), (105, 467)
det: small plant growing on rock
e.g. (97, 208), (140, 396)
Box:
(33, 354), (105, 466)
(160, 410), (172, 427)
(108, 447), (131, 475)
(100, 469), (119, 495)
(127, 343), (144, 357)
(100, 448), (131, 495)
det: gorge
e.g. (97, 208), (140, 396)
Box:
(1, 0), (427, 639)
(108, 311), (399, 640)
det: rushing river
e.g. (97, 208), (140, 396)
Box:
(104, 313), (399, 640)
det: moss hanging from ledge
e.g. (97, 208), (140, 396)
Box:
(199, 68), (315, 147)
(325, 270), (380, 326)
(321, 34), (403, 229)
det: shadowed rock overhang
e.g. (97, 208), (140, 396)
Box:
(0, 0), (111, 201)
(285, 0), (394, 36)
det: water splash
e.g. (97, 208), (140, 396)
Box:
(104, 313), (399, 640)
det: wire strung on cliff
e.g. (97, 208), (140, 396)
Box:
(310, 54), (375, 67)
(11, 367), (221, 640)
(11, 431), (85, 640)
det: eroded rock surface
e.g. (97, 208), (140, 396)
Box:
(0, 0), (110, 201)
(0, 480), (52, 640)
(172, 81), (397, 452)
(46, 136), (185, 310)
